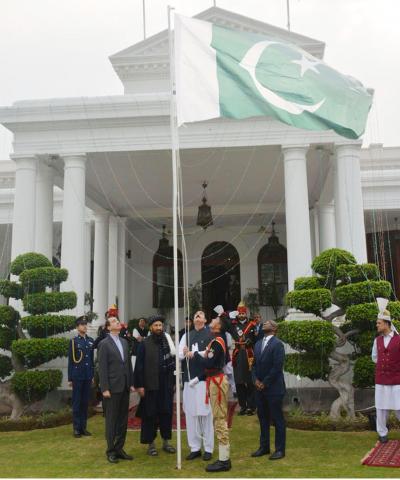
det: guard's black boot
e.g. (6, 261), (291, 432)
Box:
(205, 459), (231, 472)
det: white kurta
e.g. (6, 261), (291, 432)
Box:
(372, 333), (400, 410)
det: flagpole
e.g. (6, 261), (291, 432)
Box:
(167, 4), (182, 471)
(143, 0), (147, 39)
(286, 0), (291, 31)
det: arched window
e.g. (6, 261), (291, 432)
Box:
(258, 223), (288, 309)
(153, 226), (183, 309)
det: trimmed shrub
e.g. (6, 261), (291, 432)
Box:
(0, 281), (24, 300)
(346, 303), (378, 329)
(311, 248), (356, 276)
(294, 277), (323, 291)
(336, 263), (380, 284)
(286, 288), (331, 315)
(21, 315), (76, 338)
(10, 253), (52, 276)
(11, 369), (63, 403)
(356, 331), (376, 355)
(0, 326), (15, 350)
(334, 280), (392, 309)
(0, 305), (19, 328)
(353, 355), (375, 388)
(23, 291), (77, 314)
(0, 355), (13, 379)
(285, 352), (331, 380)
(278, 320), (336, 354)
(12, 338), (69, 368)
(20, 267), (68, 291)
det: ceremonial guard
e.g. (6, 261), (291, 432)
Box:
(229, 302), (257, 415)
(68, 315), (94, 438)
(186, 316), (232, 472)
(372, 298), (400, 443)
(179, 310), (214, 461)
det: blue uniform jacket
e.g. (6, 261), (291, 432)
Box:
(251, 335), (286, 396)
(68, 335), (94, 382)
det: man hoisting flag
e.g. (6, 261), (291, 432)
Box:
(372, 298), (400, 443)
(174, 14), (372, 139)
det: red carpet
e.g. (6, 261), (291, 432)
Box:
(362, 440), (400, 468)
(128, 401), (238, 430)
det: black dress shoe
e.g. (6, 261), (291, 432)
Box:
(238, 408), (247, 416)
(116, 450), (133, 460)
(73, 430), (81, 438)
(205, 459), (232, 472)
(269, 451), (285, 460)
(186, 450), (201, 460)
(379, 435), (389, 444)
(107, 454), (119, 463)
(251, 447), (270, 457)
(81, 430), (92, 436)
(246, 408), (255, 416)
(203, 451), (212, 461)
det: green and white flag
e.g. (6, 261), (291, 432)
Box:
(174, 14), (372, 139)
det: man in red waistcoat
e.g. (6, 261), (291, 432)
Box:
(372, 297), (400, 443)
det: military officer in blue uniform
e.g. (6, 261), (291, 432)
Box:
(68, 315), (94, 438)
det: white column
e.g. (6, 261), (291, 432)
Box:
(35, 159), (54, 260)
(108, 216), (118, 306)
(84, 220), (92, 296)
(318, 203), (336, 253)
(93, 212), (109, 326)
(11, 156), (37, 259)
(61, 154), (86, 315)
(283, 146), (312, 290)
(117, 218), (127, 324)
(334, 144), (367, 263)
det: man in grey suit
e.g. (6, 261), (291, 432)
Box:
(98, 316), (135, 463)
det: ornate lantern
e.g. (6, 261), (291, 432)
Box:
(196, 181), (213, 230)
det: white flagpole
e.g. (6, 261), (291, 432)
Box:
(143, 0), (147, 39)
(167, 5), (182, 470)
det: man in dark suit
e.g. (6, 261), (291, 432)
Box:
(251, 319), (286, 460)
(98, 316), (135, 463)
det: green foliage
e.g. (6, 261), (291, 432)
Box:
(345, 303), (378, 329)
(0, 407), (76, 432)
(285, 288), (332, 315)
(11, 338), (69, 368)
(284, 352), (331, 380)
(0, 280), (24, 300)
(294, 277), (324, 290)
(0, 355), (13, 379)
(10, 253), (52, 276)
(336, 263), (379, 284)
(19, 267), (68, 292)
(11, 369), (63, 403)
(311, 248), (356, 276)
(353, 355), (375, 388)
(356, 331), (376, 355)
(0, 305), (19, 329)
(0, 326), (16, 350)
(23, 291), (77, 314)
(21, 315), (76, 338)
(278, 320), (336, 354)
(334, 280), (392, 309)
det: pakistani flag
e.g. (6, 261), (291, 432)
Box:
(174, 14), (372, 139)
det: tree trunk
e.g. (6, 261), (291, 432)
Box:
(328, 349), (355, 419)
(0, 381), (25, 420)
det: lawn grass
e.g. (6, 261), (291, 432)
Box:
(0, 413), (399, 477)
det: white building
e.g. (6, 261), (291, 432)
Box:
(0, 6), (399, 337)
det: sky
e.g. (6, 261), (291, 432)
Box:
(0, 0), (399, 159)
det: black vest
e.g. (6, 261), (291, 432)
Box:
(182, 327), (213, 383)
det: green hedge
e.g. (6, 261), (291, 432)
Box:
(11, 338), (69, 368)
(336, 263), (379, 284)
(21, 315), (76, 338)
(20, 267), (68, 292)
(278, 320), (336, 354)
(0, 280), (24, 300)
(284, 352), (331, 380)
(0, 305), (19, 328)
(353, 355), (375, 388)
(294, 277), (324, 291)
(356, 331), (376, 355)
(345, 301), (400, 330)
(286, 288), (332, 315)
(0, 326), (16, 350)
(0, 354), (12, 379)
(11, 369), (63, 403)
(334, 280), (392, 309)
(23, 291), (77, 314)
(311, 249), (356, 276)
(10, 253), (52, 276)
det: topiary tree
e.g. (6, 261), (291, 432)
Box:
(0, 252), (77, 419)
(280, 248), (398, 419)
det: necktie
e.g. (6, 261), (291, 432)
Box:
(262, 337), (269, 352)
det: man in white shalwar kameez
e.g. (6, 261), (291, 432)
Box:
(179, 311), (214, 460)
(371, 297), (400, 443)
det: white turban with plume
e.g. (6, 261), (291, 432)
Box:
(377, 297), (398, 333)
(229, 310), (238, 320)
(213, 305), (224, 316)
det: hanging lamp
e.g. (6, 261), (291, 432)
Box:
(196, 181), (213, 230)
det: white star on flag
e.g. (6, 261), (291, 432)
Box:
(292, 54), (322, 77)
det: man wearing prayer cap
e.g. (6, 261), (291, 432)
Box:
(372, 297), (400, 443)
